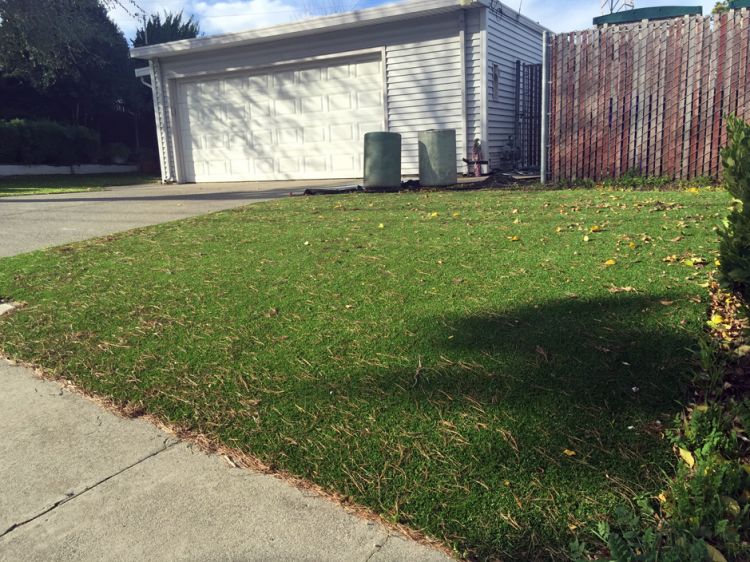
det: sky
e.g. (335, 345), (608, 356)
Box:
(108, 0), (721, 42)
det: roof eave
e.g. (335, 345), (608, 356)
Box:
(130, 0), (478, 60)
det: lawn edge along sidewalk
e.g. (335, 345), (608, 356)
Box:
(0, 351), (455, 561)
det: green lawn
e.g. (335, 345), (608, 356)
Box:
(0, 188), (729, 559)
(0, 173), (158, 197)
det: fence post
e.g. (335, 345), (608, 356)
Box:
(540, 31), (551, 184)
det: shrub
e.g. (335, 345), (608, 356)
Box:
(0, 119), (100, 166)
(718, 115), (750, 298)
(574, 401), (750, 562)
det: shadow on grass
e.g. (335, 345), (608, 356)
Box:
(283, 294), (695, 559)
(308, 293), (694, 417)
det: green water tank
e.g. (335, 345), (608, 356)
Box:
(593, 6), (702, 26)
(363, 132), (402, 189)
(418, 129), (457, 187)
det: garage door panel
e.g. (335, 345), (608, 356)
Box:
(274, 99), (297, 115)
(302, 127), (326, 143)
(278, 128), (300, 145)
(178, 55), (382, 182)
(300, 96), (324, 113)
(356, 60), (381, 77)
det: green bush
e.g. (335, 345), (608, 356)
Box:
(573, 401), (750, 561)
(0, 119), (100, 166)
(719, 115), (750, 298)
(571, 338), (750, 562)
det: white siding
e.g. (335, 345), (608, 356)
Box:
(386, 34), (463, 174)
(156, 13), (465, 180)
(464, 8), (482, 161)
(485, 9), (543, 169)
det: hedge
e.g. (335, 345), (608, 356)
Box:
(0, 119), (100, 166)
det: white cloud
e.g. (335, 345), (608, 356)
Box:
(520, 0), (600, 33)
(192, 0), (300, 34)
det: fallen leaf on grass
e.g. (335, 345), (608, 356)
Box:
(508, 236), (521, 242)
(683, 257), (707, 267)
(660, 300), (675, 306)
(378, 223), (384, 229)
(707, 314), (726, 329)
(590, 225), (603, 232)
(679, 448), (695, 468)
(705, 544), (728, 562)
(608, 286), (637, 293)
(563, 449), (576, 457)
(604, 259), (617, 267)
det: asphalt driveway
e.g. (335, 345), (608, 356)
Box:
(0, 179), (355, 257)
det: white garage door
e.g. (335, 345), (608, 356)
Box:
(175, 56), (384, 182)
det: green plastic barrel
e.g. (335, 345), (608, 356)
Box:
(418, 129), (457, 187)
(363, 132), (402, 189)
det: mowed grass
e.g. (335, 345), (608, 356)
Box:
(0, 173), (158, 197)
(0, 188), (730, 559)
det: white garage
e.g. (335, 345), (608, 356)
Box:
(131, 0), (546, 184)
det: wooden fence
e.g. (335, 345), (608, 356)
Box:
(548, 9), (750, 182)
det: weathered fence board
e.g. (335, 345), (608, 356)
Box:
(549, 9), (750, 182)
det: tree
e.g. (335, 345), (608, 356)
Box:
(0, 0), (134, 125)
(713, 1), (730, 14)
(132, 11), (200, 48)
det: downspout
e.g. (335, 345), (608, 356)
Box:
(148, 59), (176, 183)
(540, 31), (550, 184)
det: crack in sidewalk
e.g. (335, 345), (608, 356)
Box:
(0, 440), (177, 539)
(364, 533), (391, 562)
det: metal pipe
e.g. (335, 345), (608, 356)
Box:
(540, 31), (550, 184)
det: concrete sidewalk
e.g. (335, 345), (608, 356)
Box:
(0, 179), (356, 257)
(0, 360), (450, 561)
